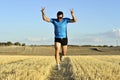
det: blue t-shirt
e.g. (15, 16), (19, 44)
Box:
(50, 18), (71, 38)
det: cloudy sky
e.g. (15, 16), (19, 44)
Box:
(0, 0), (120, 45)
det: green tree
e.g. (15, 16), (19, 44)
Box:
(22, 43), (26, 46)
(14, 42), (21, 46)
(7, 41), (13, 46)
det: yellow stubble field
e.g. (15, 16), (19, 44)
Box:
(0, 55), (120, 80)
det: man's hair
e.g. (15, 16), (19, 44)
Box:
(57, 11), (63, 17)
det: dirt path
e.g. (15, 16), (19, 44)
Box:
(48, 57), (74, 80)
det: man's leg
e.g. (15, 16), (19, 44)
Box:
(62, 45), (67, 56)
(54, 42), (61, 64)
(59, 45), (67, 61)
(60, 38), (68, 61)
(61, 38), (68, 56)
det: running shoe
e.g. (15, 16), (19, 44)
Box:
(57, 64), (61, 70)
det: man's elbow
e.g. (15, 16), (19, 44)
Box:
(42, 17), (46, 21)
(73, 19), (77, 22)
(43, 18), (47, 22)
(43, 18), (50, 22)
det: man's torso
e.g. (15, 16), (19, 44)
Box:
(50, 18), (70, 38)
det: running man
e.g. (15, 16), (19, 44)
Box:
(41, 8), (76, 70)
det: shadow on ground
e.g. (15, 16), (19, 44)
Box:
(48, 57), (74, 80)
(90, 48), (103, 52)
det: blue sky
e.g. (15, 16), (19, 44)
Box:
(0, 0), (120, 45)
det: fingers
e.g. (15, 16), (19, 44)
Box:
(42, 7), (45, 10)
(41, 7), (45, 12)
(70, 9), (74, 15)
(70, 8), (74, 12)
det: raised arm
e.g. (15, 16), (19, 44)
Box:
(41, 8), (50, 22)
(70, 9), (77, 22)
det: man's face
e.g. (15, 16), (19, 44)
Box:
(57, 14), (63, 20)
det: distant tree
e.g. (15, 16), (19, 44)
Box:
(110, 45), (113, 47)
(14, 42), (21, 46)
(7, 41), (13, 46)
(0, 42), (7, 46)
(103, 45), (108, 47)
(81, 45), (92, 47)
(22, 43), (26, 46)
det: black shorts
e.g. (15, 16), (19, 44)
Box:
(55, 38), (68, 45)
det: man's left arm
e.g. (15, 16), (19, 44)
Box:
(70, 9), (77, 23)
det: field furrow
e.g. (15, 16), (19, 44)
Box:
(92, 56), (120, 65)
(70, 56), (120, 80)
(0, 56), (55, 80)
(48, 57), (74, 80)
(0, 56), (31, 65)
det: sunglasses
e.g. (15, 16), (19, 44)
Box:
(58, 17), (63, 19)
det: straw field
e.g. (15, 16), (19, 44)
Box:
(0, 55), (120, 80)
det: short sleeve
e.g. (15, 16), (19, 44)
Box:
(65, 18), (71, 23)
(50, 18), (54, 23)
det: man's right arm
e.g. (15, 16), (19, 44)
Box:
(41, 8), (50, 22)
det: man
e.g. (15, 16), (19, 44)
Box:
(41, 8), (76, 70)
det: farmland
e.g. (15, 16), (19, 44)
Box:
(0, 46), (120, 80)
(0, 46), (120, 55)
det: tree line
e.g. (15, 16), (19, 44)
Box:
(0, 41), (26, 46)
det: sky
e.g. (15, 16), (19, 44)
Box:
(0, 0), (120, 46)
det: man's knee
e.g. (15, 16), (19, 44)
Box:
(55, 46), (59, 50)
(63, 53), (66, 56)
(55, 45), (61, 51)
(62, 47), (67, 56)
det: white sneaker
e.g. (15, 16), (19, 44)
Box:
(57, 64), (61, 70)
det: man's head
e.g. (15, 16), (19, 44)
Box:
(57, 11), (63, 20)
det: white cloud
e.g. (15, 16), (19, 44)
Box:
(22, 37), (53, 45)
(20, 29), (120, 45)
(79, 37), (107, 45)
(71, 29), (120, 45)
(93, 38), (104, 42)
(113, 29), (120, 36)
(27, 37), (50, 42)
(102, 29), (120, 38)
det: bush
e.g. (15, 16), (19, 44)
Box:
(7, 41), (13, 46)
(22, 43), (26, 46)
(14, 42), (21, 46)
